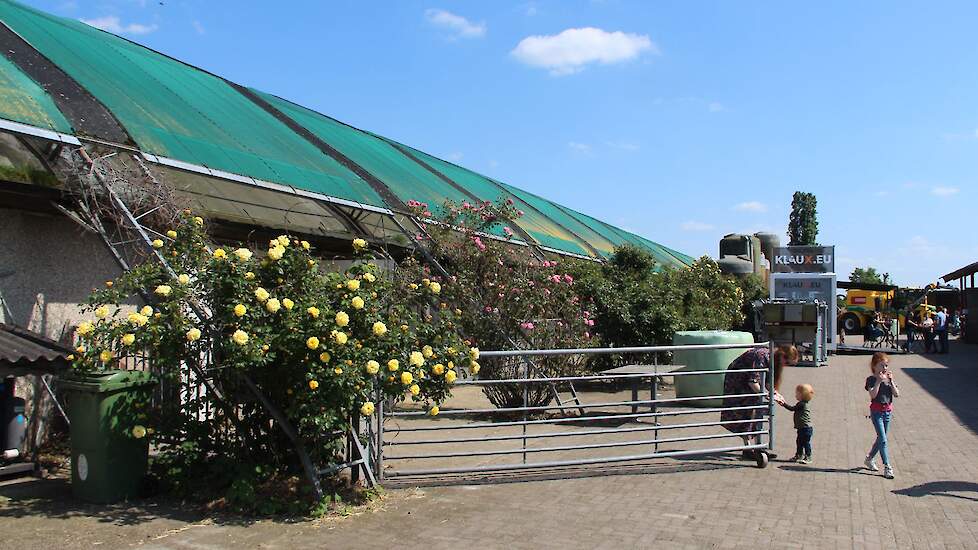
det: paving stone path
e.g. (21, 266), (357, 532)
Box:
(2, 340), (976, 549)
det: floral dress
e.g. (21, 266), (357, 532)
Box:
(721, 347), (770, 434)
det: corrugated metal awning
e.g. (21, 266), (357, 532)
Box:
(0, 324), (72, 374)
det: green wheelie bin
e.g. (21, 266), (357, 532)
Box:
(60, 370), (156, 503)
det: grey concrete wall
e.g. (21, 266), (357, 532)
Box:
(0, 207), (123, 455)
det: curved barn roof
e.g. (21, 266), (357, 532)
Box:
(0, 0), (692, 266)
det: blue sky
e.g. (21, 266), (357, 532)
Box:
(26, 0), (977, 286)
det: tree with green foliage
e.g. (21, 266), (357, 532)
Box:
(569, 246), (747, 368)
(850, 267), (891, 285)
(788, 191), (819, 245)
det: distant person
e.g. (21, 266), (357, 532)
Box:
(935, 306), (949, 354)
(902, 310), (920, 353)
(921, 313), (936, 353)
(721, 344), (800, 460)
(863, 352), (900, 479)
(776, 383), (815, 464)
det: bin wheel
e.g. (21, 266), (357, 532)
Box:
(755, 451), (769, 468)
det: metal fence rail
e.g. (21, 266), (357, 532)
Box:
(375, 342), (775, 482)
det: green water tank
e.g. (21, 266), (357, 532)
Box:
(672, 331), (756, 407)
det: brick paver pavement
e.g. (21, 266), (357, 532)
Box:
(2, 340), (976, 549)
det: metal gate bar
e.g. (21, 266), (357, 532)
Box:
(378, 342), (774, 481)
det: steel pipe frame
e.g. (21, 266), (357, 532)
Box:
(386, 392), (767, 418)
(453, 368), (767, 386)
(386, 404), (767, 432)
(383, 418), (766, 447)
(478, 342), (766, 358)
(385, 430), (768, 460)
(385, 444), (770, 478)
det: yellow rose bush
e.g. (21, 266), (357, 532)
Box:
(71, 210), (472, 485)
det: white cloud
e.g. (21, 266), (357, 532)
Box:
(733, 201), (767, 213)
(424, 9), (486, 39)
(81, 15), (158, 35)
(192, 20), (205, 35)
(681, 220), (715, 232)
(511, 27), (657, 76)
(707, 101), (725, 112)
(607, 140), (639, 152)
(568, 141), (591, 153)
(931, 186), (959, 197)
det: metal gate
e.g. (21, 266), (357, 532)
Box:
(374, 342), (774, 483)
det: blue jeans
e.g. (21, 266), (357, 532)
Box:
(868, 411), (892, 465)
(796, 426), (813, 457)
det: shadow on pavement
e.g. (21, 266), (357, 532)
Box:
(0, 477), (254, 527)
(900, 339), (978, 435)
(385, 459), (743, 489)
(778, 465), (878, 477)
(893, 481), (978, 502)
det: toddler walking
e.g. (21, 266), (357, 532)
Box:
(777, 383), (814, 463)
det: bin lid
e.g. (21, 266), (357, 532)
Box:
(59, 369), (156, 393)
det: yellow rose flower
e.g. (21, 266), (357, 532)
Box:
(445, 370), (457, 384)
(387, 359), (400, 371)
(400, 324), (409, 332)
(267, 245), (285, 261)
(306, 336), (320, 350)
(334, 367), (344, 375)
(277, 235), (290, 247)
(232, 304), (246, 317)
(231, 330), (249, 345)
(346, 279), (360, 291)
(469, 347), (480, 360)
(307, 306), (320, 318)
(319, 352), (331, 363)
(99, 350), (113, 363)
(335, 311), (350, 327)
(308, 380), (319, 390)
(186, 328), (201, 341)
(470, 360), (480, 374)
(121, 333), (136, 346)
(422, 345), (434, 359)
(409, 384), (421, 396)
(105, 281), (113, 287)
(76, 345), (86, 354)
(127, 312), (146, 326)
(244, 271), (255, 280)
(372, 321), (387, 336)
(410, 351), (425, 367)
(352, 238), (368, 251)
(400, 371), (413, 385)
(166, 230), (177, 238)
(301, 240), (310, 250)
(132, 425), (147, 439)
(255, 287), (270, 302)
(365, 360), (380, 375)
(213, 248), (227, 259)
(351, 296), (365, 310)
(432, 363), (445, 376)
(154, 285), (172, 297)
(76, 321), (94, 336)
(429, 281), (441, 294)
(265, 298), (281, 313)
(66, 354), (74, 361)
(364, 272), (376, 283)
(360, 402), (375, 416)
(140, 305), (153, 317)
(177, 274), (190, 285)
(332, 331), (348, 345)
(282, 298), (294, 310)
(151, 239), (164, 249)
(428, 406), (440, 416)
(234, 248), (253, 261)
(193, 216), (204, 226)
(409, 283), (419, 290)
(94, 306), (109, 319)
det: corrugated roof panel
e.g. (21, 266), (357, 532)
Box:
(0, 0), (385, 207)
(0, 50), (72, 132)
